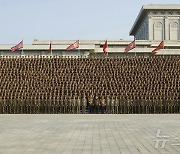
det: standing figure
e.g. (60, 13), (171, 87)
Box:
(114, 96), (119, 114)
(111, 96), (115, 114)
(106, 96), (111, 114)
(101, 96), (106, 114)
(76, 96), (81, 114)
(82, 95), (87, 114)
(89, 95), (94, 114)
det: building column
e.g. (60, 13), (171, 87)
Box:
(164, 16), (169, 40)
(148, 16), (153, 40)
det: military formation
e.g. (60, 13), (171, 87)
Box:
(0, 95), (179, 114)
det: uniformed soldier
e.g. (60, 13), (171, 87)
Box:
(76, 96), (81, 114)
(54, 97), (59, 114)
(123, 99), (127, 114)
(47, 98), (51, 114)
(64, 96), (68, 114)
(114, 96), (119, 114)
(100, 96), (106, 114)
(110, 96), (115, 114)
(82, 95), (87, 114)
(60, 97), (64, 113)
(94, 96), (99, 114)
(89, 95), (94, 114)
(37, 97), (41, 114)
(127, 99), (131, 114)
(20, 99), (24, 114)
(16, 99), (20, 114)
(72, 96), (76, 114)
(29, 98), (33, 114)
(106, 95), (111, 114)
(0, 97), (3, 114)
(6, 99), (10, 114)
(140, 99), (145, 114)
(44, 99), (48, 114)
(68, 96), (72, 114)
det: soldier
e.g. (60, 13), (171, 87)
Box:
(72, 96), (76, 114)
(110, 96), (115, 114)
(16, 99), (20, 114)
(60, 97), (64, 114)
(82, 95), (87, 114)
(29, 98), (33, 114)
(145, 99), (149, 114)
(20, 99), (24, 114)
(36, 97), (41, 114)
(106, 95), (111, 114)
(76, 96), (81, 114)
(119, 97), (123, 114)
(34, 99), (37, 114)
(64, 96), (68, 114)
(127, 99), (131, 114)
(52, 99), (56, 114)
(48, 98), (52, 114)
(54, 97), (59, 114)
(94, 96), (99, 114)
(68, 96), (72, 114)
(114, 96), (119, 114)
(123, 99), (127, 114)
(100, 96), (106, 114)
(44, 99), (48, 114)
(2, 99), (6, 114)
(159, 99), (163, 114)
(89, 95), (94, 114)
(6, 99), (10, 114)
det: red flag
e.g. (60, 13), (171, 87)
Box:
(11, 40), (23, 52)
(124, 40), (136, 52)
(66, 40), (79, 51)
(48, 41), (52, 53)
(152, 41), (164, 53)
(103, 40), (107, 55)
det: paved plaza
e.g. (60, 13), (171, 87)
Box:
(0, 115), (180, 154)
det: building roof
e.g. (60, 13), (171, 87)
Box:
(129, 4), (180, 36)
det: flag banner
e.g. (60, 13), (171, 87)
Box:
(152, 41), (164, 53)
(48, 41), (52, 53)
(103, 40), (107, 55)
(66, 40), (79, 51)
(11, 40), (23, 52)
(124, 40), (136, 52)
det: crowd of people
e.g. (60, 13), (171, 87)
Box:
(0, 55), (179, 114)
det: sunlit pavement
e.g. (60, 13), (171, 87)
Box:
(0, 114), (180, 154)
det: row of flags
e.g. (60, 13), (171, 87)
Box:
(103, 39), (164, 54)
(10, 39), (164, 54)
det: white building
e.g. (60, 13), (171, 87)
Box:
(130, 4), (180, 41)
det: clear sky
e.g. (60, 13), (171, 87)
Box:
(0, 0), (179, 44)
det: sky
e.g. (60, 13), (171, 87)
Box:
(0, 0), (179, 44)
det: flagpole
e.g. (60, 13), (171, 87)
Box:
(51, 38), (52, 56)
(134, 36), (136, 57)
(78, 39), (80, 58)
(21, 39), (24, 56)
(106, 39), (109, 57)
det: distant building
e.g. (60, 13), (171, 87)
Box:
(130, 4), (180, 40)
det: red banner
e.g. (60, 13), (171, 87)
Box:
(152, 41), (164, 53)
(124, 40), (136, 52)
(66, 40), (79, 51)
(103, 40), (107, 55)
(11, 40), (23, 52)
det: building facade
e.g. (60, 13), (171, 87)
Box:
(130, 4), (180, 41)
